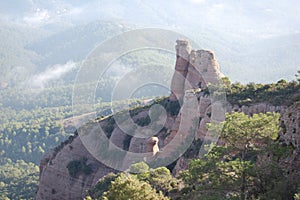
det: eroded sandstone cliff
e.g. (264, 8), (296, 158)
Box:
(36, 40), (300, 199)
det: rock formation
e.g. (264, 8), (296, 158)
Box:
(280, 101), (300, 148)
(36, 40), (300, 199)
(37, 39), (224, 199)
(36, 133), (115, 200)
(170, 40), (221, 101)
(146, 137), (159, 156)
(277, 101), (300, 178)
(169, 40), (191, 101)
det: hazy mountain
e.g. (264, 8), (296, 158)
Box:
(0, 0), (299, 85)
(27, 21), (128, 67)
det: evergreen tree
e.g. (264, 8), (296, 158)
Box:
(102, 173), (169, 200)
(180, 112), (296, 200)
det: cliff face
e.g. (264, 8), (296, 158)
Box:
(169, 40), (190, 101)
(36, 39), (223, 199)
(279, 102), (300, 177)
(36, 132), (115, 200)
(36, 40), (300, 199)
(280, 101), (300, 148)
(167, 40), (223, 145)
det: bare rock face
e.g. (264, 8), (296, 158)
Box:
(126, 109), (152, 153)
(168, 40), (223, 141)
(36, 135), (115, 200)
(278, 101), (300, 177)
(280, 101), (300, 148)
(109, 127), (128, 149)
(163, 90), (200, 158)
(146, 137), (160, 155)
(185, 50), (220, 91)
(170, 40), (191, 101)
(172, 157), (189, 176)
(170, 40), (221, 101)
(36, 119), (164, 200)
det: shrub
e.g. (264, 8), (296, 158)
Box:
(102, 173), (169, 200)
(123, 134), (133, 151)
(135, 116), (151, 127)
(85, 173), (118, 199)
(67, 157), (92, 177)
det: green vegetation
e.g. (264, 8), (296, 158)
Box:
(0, 16), (298, 200)
(0, 98), (72, 199)
(123, 134), (133, 151)
(67, 157), (93, 177)
(0, 158), (39, 200)
(102, 117), (116, 138)
(150, 97), (181, 116)
(0, 105), (71, 164)
(223, 77), (300, 106)
(135, 115), (151, 126)
(146, 167), (177, 196)
(85, 173), (119, 199)
(129, 162), (150, 174)
(0, 85), (147, 199)
(179, 112), (298, 199)
(85, 112), (299, 200)
(0, 20), (173, 199)
(102, 173), (169, 200)
(85, 163), (175, 200)
(0, 70), (299, 199)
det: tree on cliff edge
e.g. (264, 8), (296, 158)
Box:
(180, 112), (296, 200)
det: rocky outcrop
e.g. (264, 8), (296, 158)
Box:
(146, 137), (160, 156)
(280, 101), (300, 173)
(170, 40), (221, 101)
(36, 134), (115, 200)
(36, 40), (300, 199)
(277, 101), (300, 178)
(280, 101), (300, 148)
(37, 40), (223, 199)
(170, 40), (191, 101)
(171, 101), (300, 175)
(167, 40), (224, 144)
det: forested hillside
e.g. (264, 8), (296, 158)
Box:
(85, 111), (300, 200)
(0, 4), (299, 198)
(0, 89), (154, 199)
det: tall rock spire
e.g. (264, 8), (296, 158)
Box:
(169, 40), (191, 101)
(184, 49), (221, 91)
(170, 40), (222, 101)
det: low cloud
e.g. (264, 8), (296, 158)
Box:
(190, 0), (206, 4)
(23, 8), (50, 25)
(29, 61), (77, 88)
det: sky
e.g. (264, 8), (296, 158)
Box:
(1, 0), (300, 83)
(1, 0), (299, 35)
